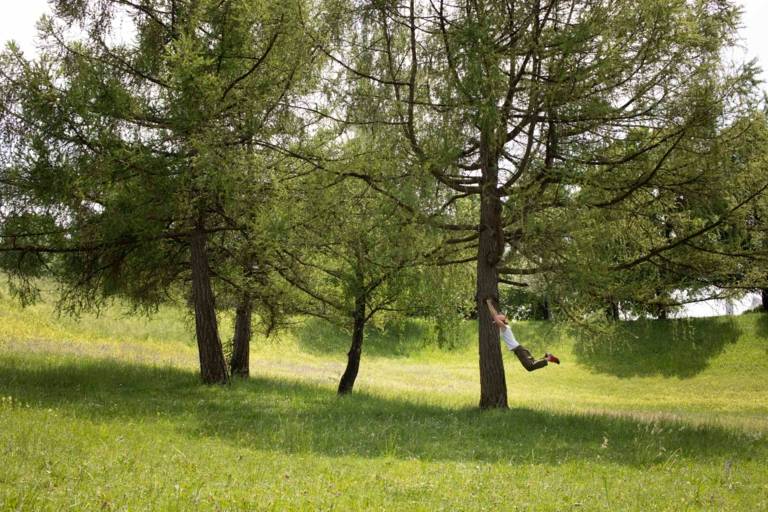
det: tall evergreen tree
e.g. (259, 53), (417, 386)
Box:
(0, 0), (318, 383)
(320, 0), (764, 407)
(271, 132), (467, 394)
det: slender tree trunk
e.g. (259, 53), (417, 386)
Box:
(338, 293), (366, 395)
(534, 297), (551, 320)
(190, 227), (229, 384)
(761, 288), (768, 311)
(230, 295), (252, 378)
(476, 132), (508, 409)
(606, 301), (620, 321)
(654, 289), (668, 320)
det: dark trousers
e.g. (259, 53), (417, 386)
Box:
(513, 345), (548, 372)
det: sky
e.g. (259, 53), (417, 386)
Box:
(730, 0), (768, 88)
(1, 0), (767, 90)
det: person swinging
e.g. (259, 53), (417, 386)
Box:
(485, 299), (560, 370)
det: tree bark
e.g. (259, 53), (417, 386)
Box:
(654, 289), (668, 320)
(190, 227), (229, 384)
(338, 293), (366, 395)
(761, 288), (768, 312)
(230, 295), (252, 378)
(476, 132), (508, 409)
(534, 297), (551, 320)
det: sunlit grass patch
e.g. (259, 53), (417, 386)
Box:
(1, 349), (766, 511)
(1, 291), (767, 510)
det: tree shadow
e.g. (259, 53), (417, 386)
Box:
(1, 354), (763, 468)
(745, 310), (768, 340)
(571, 317), (742, 378)
(293, 317), (435, 357)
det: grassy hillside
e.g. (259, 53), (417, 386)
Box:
(1, 290), (766, 510)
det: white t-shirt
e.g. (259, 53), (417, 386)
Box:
(500, 325), (519, 350)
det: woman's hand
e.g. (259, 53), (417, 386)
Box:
(492, 313), (508, 329)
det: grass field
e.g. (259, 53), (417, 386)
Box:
(1, 291), (767, 511)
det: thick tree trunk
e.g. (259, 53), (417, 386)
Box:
(230, 295), (252, 378)
(190, 227), (229, 384)
(338, 294), (366, 395)
(476, 133), (508, 409)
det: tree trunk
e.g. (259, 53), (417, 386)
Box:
(762, 288), (768, 311)
(338, 293), (366, 395)
(476, 132), (508, 409)
(190, 227), (229, 384)
(534, 297), (551, 320)
(230, 295), (252, 378)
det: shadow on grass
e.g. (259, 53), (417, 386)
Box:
(747, 310), (768, 340)
(293, 317), (438, 357)
(1, 352), (763, 468)
(571, 317), (742, 378)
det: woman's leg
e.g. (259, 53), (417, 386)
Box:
(512, 345), (549, 371)
(501, 326), (559, 370)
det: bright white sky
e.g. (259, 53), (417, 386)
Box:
(1, 0), (767, 90)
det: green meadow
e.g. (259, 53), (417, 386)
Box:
(1, 292), (766, 511)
